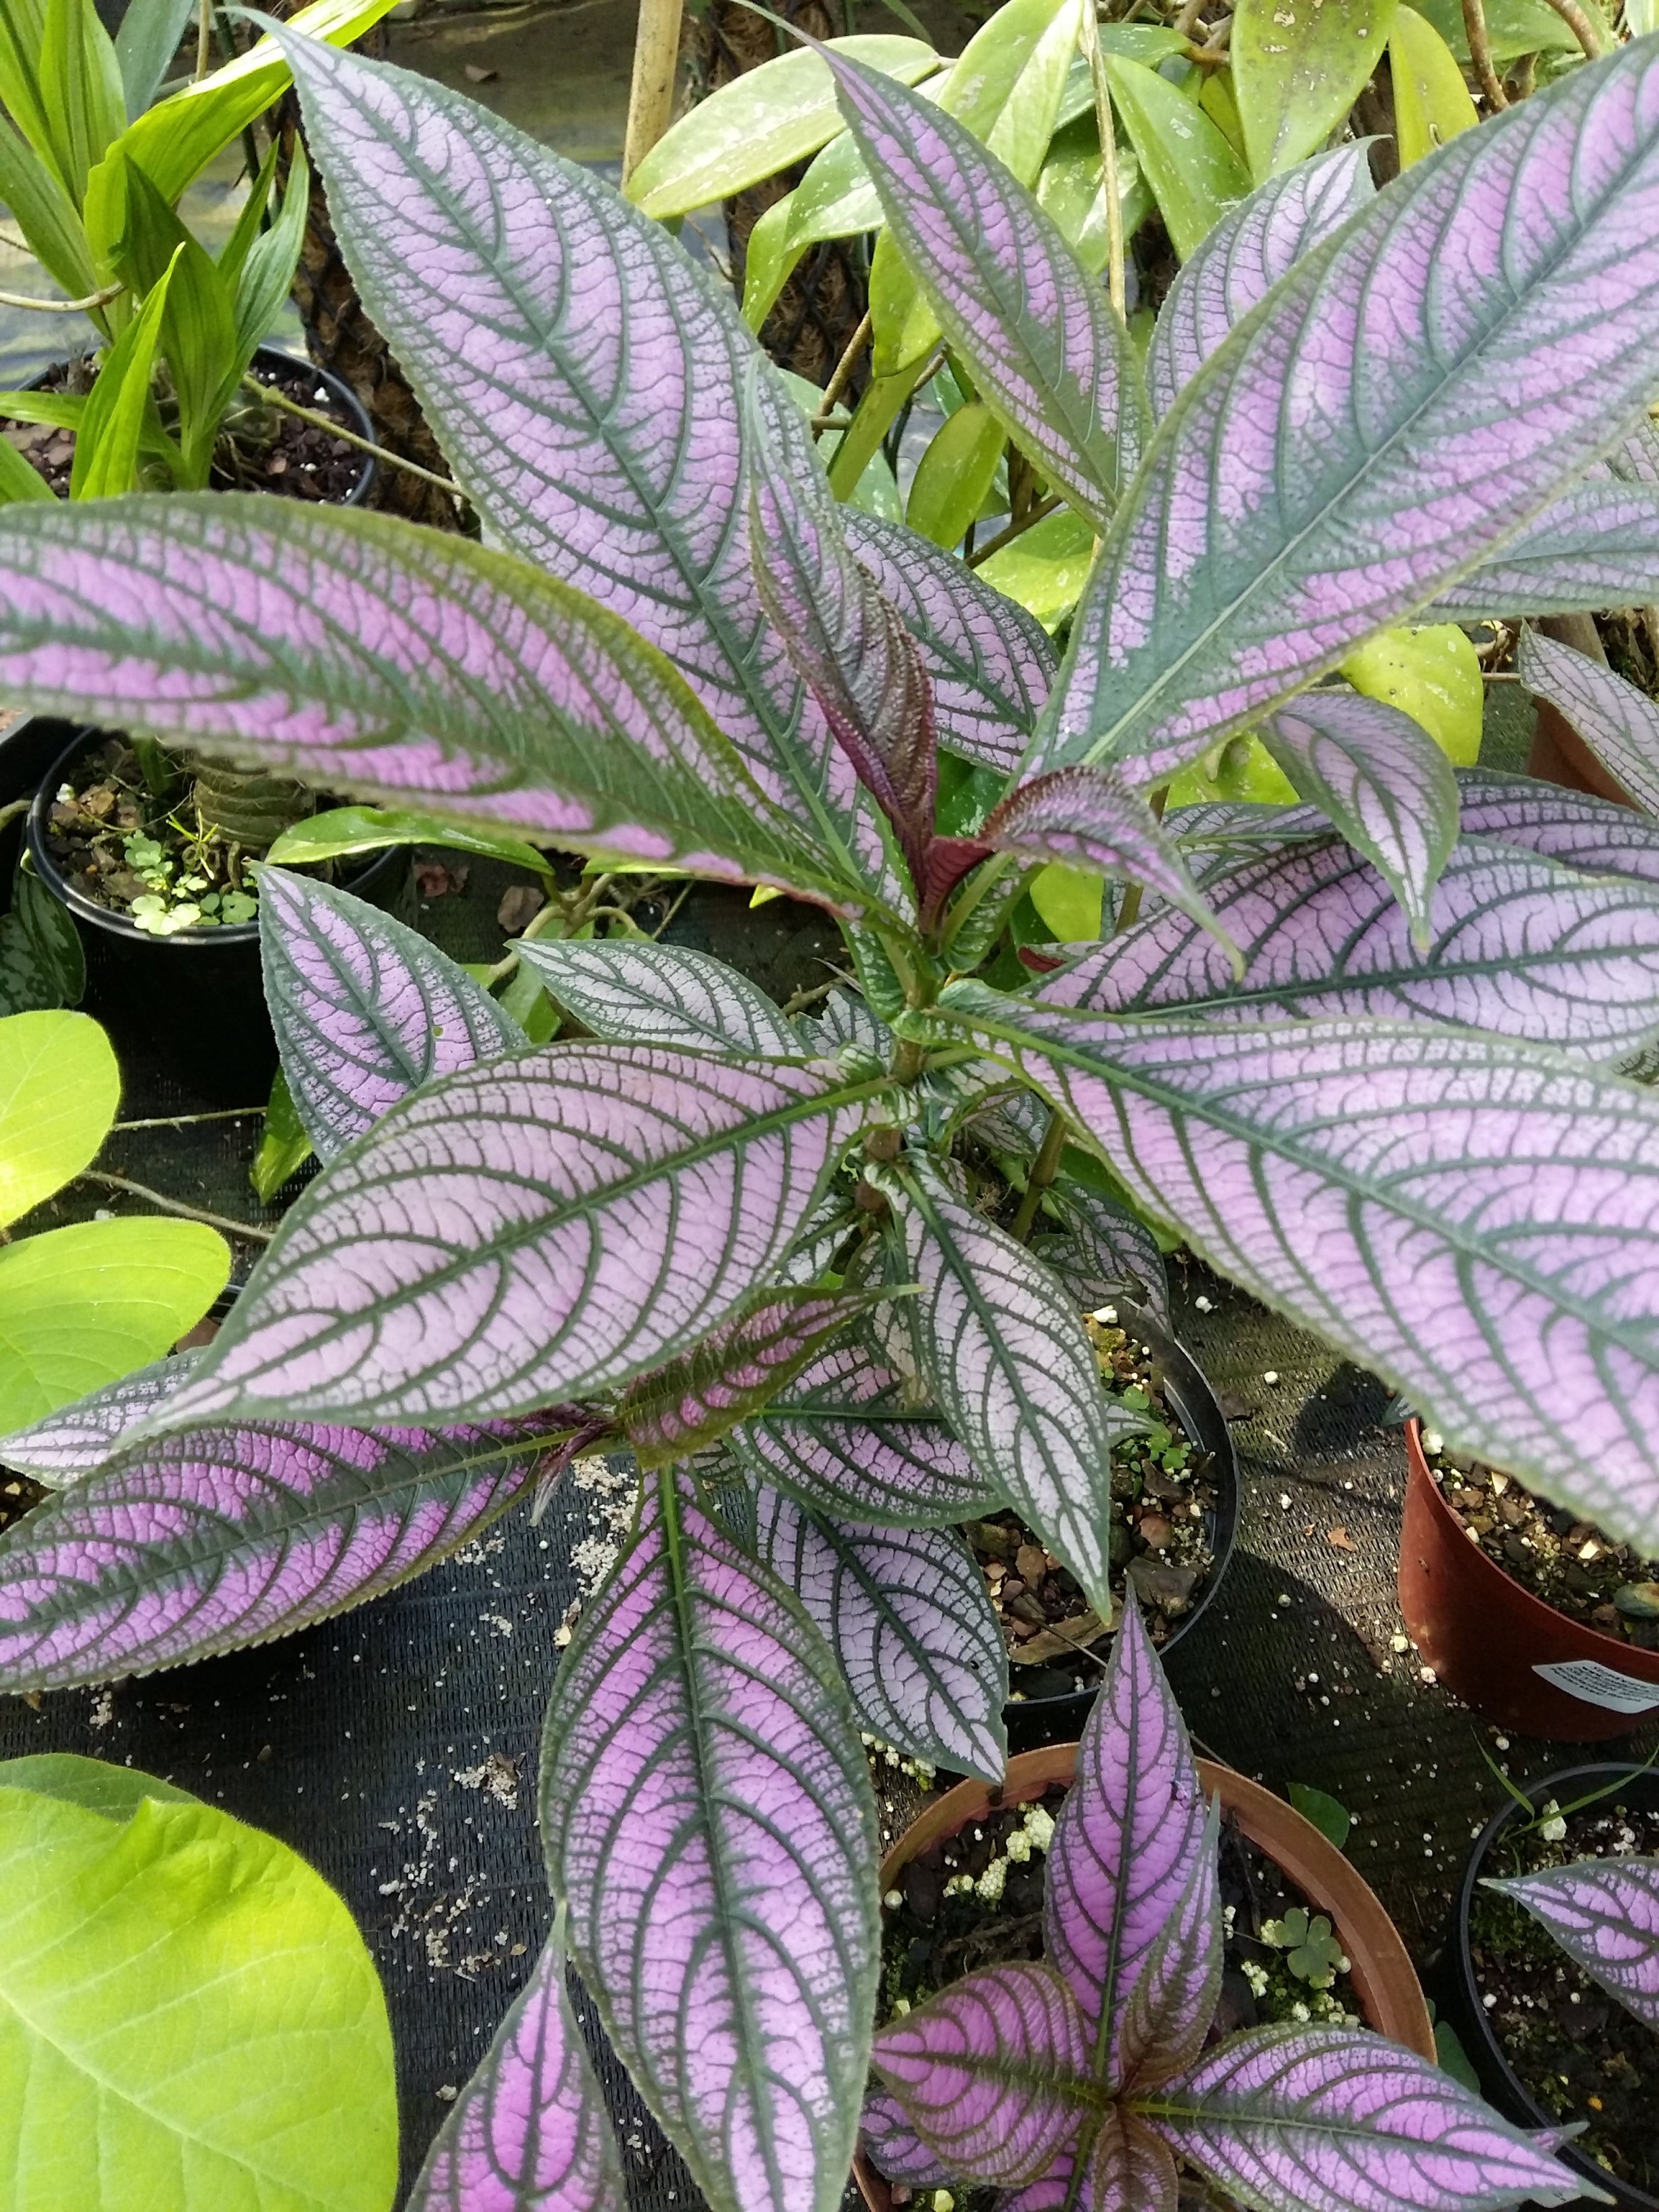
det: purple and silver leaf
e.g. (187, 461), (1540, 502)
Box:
(872, 1960), (1090, 2188)
(728, 1334), (999, 1528)
(516, 939), (802, 1059)
(539, 1463), (878, 2212)
(139, 1048), (878, 1429)
(1041, 835), (1659, 1059)
(1429, 484), (1659, 620)
(1043, 43), (1659, 787)
(0, 1352), (203, 1483)
(1133, 2024), (1585, 2212)
(747, 362), (932, 901)
(1031, 1181), (1169, 1326)
(844, 510), (1055, 778)
(898, 1158), (1132, 1616)
(1485, 1855), (1659, 2029)
(925, 982), (1659, 1558)
(270, 35), (830, 823)
(0, 1414), (560, 1690)
(859, 2089), (951, 2189)
(0, 497), (867, 918)
(1519, 625), (1659, 815)
(260, 868), (525, 1162)
(619, 1290), (885, 1468)
(1457, 771), (1659, 888)
(405, 1917), (625, 2212)
(803, 987), (893, 1074)
(1259, 689), (1460, 953)
(829, 55), (1145, 529)
(1116, 1799), (1223, 2093)
(1080, 2112), (1180, 2212)
(753, 1486), (1007, 1780)
(1145, 144), (1375, 419)
(981, 766), (1240, 967)
(1044, 1594), (1207, 2073)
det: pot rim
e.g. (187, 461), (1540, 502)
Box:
(1005, 1299), (1241, 1717)
(26, 724), (400, 951)
(855, 1744), (1434, 2209)
(1452, 1759), (1659, 2211)
(1404, 1420), (1659, 1683)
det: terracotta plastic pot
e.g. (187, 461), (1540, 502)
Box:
(1443, 1763), (1659, 2211)
(1004, 1303), (1240, 1750)
(853, 1745), (1433, 2211)
(1397, 1422), (1659, 1742)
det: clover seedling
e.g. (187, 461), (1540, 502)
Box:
(868, 1599), (1582, 2212)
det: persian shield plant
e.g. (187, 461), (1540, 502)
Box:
(864, 1598), (1584, 2212)
(3, 20), (1659, 2212)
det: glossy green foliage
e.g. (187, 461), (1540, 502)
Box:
(1232, 0), (1397, 182)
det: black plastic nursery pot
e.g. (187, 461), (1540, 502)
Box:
(24, 722), (409, 1103)
(1002, 1300), (1240, 1751)
(1444, 1763), (1659, 2211)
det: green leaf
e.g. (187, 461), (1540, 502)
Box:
(0, 1750), (197, 1817)
(1232, 0), (1398, 184)
(264, 802), (556, 882)
(977, 502), (1097, 632)
(907, 401), (1006, 550)
(1287, 1781), (1353, 1849)
(38, 0), (125, 207)
(1036, 110), (1151, 278)
(0, 1008), (117, 1224)
(99, 0), (401, 210)
(0, 434), (52, 506)
(68, 247), (176, 499)
(0, 0), (60, 184)
(112, 0), (195, 117)
(1389, 3), (1477, 167)
(12, 867), (85, 1002)
(1029, 860), (1104, 941)
(741, 192), (801, 331)
(1435, 2014), (1483, 2093)
(1410, 0), (1583, 58)
(627, 35), (941, 220)
(0, 114), (97, 301)
(0, 1215), (229, 1430)
(1341, 622), (1484, 766)
(1105, 53), (1249, 260)
(102, 156), (234, 485)
(249, 1065), (314, 1204)
(0, 1770), (397, 2212)
(230, 140), (310, 375)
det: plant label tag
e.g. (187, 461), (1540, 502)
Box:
(1532, 1658), (1659, 1713)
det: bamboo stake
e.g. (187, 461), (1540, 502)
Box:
(624, 0), (686, 185)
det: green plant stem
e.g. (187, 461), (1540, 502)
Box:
(252, 379), (462, 497)
(813, 308), (872, 439)
(1462, 0), (1510, 107)
(195, 0), (212, 79)
(966, 493), (1061, 567)
(113, 1107), (266, 1128)
(1080, 3), (1126, 322)
(1010, 1106), (1067, 1241)
(0, 279), (123, 314)
(75, 1170), (276, 1242)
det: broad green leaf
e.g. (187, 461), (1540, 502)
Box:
(101, 156), (234, 484)
(0, 1008), (117, 1223)
(37, 0), (125, 209)
(1389, 3), (1477, 167)
(1105, 54), (1248, 261)
(265, 803), (555, 882)
(1341, 623), (1483, 766)
(627, 35), (941, 220)
(741, 193), (800, 331)
(1287, 1781), (1352, 1848)
(1036, 110), (1151, 277)
(0, 0), (58, 180)
(0, 435), (52, 505)
(68, 248), (175, 499)
(907, 401), (1006, 549)
(100, 0), (401, 209)
(229, 140), (310, 380)
(0, 1751), (196, 1817)
(1200, 67), (1247, 160)
(0, 1216), (228, 1431)
(1232, 0), (1398, 184)
(1411, 0), (1583, 58)
(249, 1065), (313, 1204)
(1029, 860), (1105, 940)
(0, 495), (879, 918)
(977, 502), (1097, 632)
(919, 981), (1659, 1558)
(1166, 734), (1300, 807)
(540, 1463), (879, 2212)
(0, 1773), (396, 2211)
(112, 0), (195, 117)
(0, 114), (97, 300)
